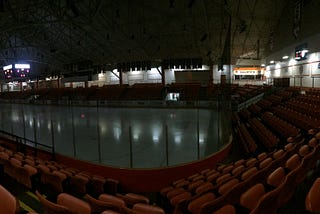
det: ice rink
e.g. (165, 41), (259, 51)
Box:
(0, 103), (231, 168)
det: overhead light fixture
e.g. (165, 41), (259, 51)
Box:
(261, 64), (265, 67)
(282, 55), (289, 59)
(270, 60), (275, 64)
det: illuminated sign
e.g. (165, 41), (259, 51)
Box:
(14, 64), (30, 69)
(233, 67), (263, 75)
(2, 64), (31, 79)
(3, 64), (12, 70)
(295, 43), (308, 61)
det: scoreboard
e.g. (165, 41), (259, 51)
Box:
(3, 64), (30, 80)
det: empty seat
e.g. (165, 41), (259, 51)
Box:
(90, 175), (107, 197)
(250, 186), (281, 214)
(160, 186), (174, 196)
(218, 178), (239, 195)
(43, 170), (68, 193)
(188, 173), (201, 181)
(195, 182), (214, 195)
(37, 164), (50, 184)
(170, 191), (192, 207)
(200, 168), (211, 175)
(101, 210), (121, 214)
(216, 173), (232, 185)
(5, 158), (22, 179)
(172, 178), (187, 186)
(17, 164), (38, 189)
(99, 194), (126, 208)
(35, 190), (72, 214)
(174, 179), (189, 188)
(240, 183), (265, 211)
(306, 178), (320, 213)
(273, 149), (285, 159)
(285, 154), (301, 171)
(222, 165), (234, 174)
(85, 194), (124, 213)
(234, 159), (245, 167)
(132, 203), (165, 214)
(69, 174), (90, 196)
(213, 204), (236, 214)
(267, 167), (286, 188)
(246, 158), (258, 167)
(116, 193), (150, 207)
(188, 180), (205, 192)
(187, 192), (216, 214)
(257, 152), (268, 161)
(232, 165), (246, 177)
(166, 188), (185, 199)
(0, 185), (20, 214)
(284, 143), (294, 151)
(206, 172), (220, 182)
(241, 167), (258, 180)
(217, 164), (227, 172)
(259, 157), (273, 169)
(308, 138), (318, 148)
(298, 145), (310, 157)
(105, 178), (119, 195)
(57, 193), (91, 214)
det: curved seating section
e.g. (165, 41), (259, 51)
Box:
(0, 147), (119, 196)
(0, 144), (166, 213)
(159, 138), (320, 214)
(230, 84), (270, 104)
(156, 88), (320, 213)
(233, 89), (308, 154)
(0, 83), (270, 102)
(1, 87), (320, 214)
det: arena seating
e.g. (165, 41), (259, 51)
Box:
(0, 185), (22, 214)
(305, 178), (320, 213)
(0, 86), (320, 213)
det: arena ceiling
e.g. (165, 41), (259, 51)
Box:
(0, 0), (291, 76)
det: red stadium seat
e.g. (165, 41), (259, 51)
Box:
(306, 178), (320, 213)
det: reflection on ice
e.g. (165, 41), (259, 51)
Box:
(0, 103), (231, 168)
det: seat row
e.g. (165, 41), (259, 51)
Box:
(237, 142), (320, 214)
(198, 139), (320, 214)
(248, 118), (279, 149)
(256, 99), (272, 110)
(0, 184), (36, 214)
(0, 145), (166, 213)
(305, 88), (320, 96)
(261, 111), (300, 140)
(236, 124), (257, 154)
(159, 141), (301, 213)
(35, 190), (165, 214)
(246, 104), (262, 116)
(285, 99), (320, 118)
(273, 105), (320, 131)
(0, 146), (119, 197)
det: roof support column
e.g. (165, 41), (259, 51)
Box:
(209, 65), (213, 85)
(157, 67), (165, 85)
(119, 69), (123, 85)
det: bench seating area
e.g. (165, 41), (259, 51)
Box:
(0, 144), (165, 214)
(1, 87), (320, 213)
(0, 83), (271, 103)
